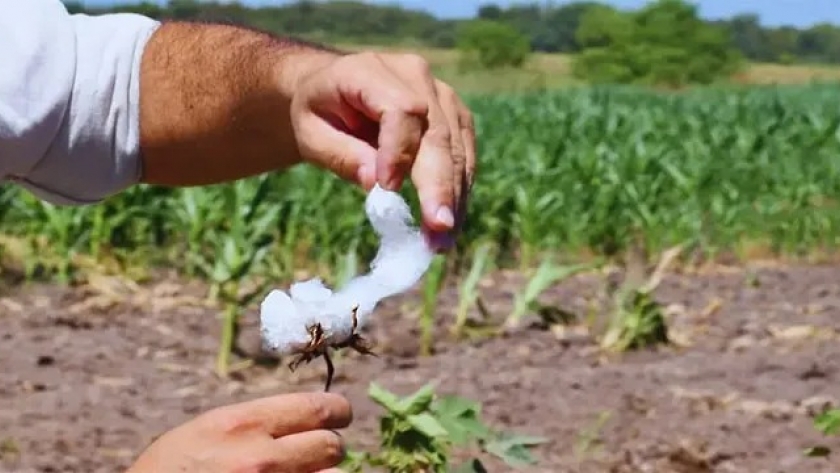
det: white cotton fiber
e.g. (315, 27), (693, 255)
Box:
(260, 184), (435, 354)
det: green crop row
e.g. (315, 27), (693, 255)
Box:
(2, 83), (840, 284)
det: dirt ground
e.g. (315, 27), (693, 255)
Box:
(1, 263), (839, 473)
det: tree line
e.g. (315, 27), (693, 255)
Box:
(63, 0), (840, 65)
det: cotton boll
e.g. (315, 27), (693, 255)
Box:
(259, 289), (311, 353)
(317, 299), (363, 344)
(327, 184), (434, 329)
(289, 278), (333, 303)
(364, 184), (435, 295)
(288, 277), (334, 326)
(259, 183), (435, 355)
(365, 184), (415, 239)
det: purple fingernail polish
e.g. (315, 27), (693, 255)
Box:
(425, 231), (455, 252)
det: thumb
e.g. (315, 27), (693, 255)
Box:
(296, 113), (378, 190)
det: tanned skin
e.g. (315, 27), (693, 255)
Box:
(136, 21), (476, 239)
(138, 22), (339, 186)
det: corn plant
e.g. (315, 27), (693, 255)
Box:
(185, 177), (279, 376)
(420, 255), (447, 356)
(0, 83), (839, 368)
(451, 241), (494, 338)
(574, 411), (612, 460)
(14, 196), (91, 283)
(335, 239), (361, 288)
(1, 84), (839, 286)
(505, 259), (596, 329)
(168, 187), (221, 277)
(600, 244), (682, 351)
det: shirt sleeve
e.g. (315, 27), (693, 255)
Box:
(0, 0), (160, 205)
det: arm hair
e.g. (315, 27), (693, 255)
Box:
(138, 21), (342, 186)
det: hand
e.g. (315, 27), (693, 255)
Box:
(289, 52), (476, 250)
(126, 392), (352, 473)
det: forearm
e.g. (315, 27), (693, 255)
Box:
(138, 22), (340, 186)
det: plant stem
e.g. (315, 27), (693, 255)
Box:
(216, 298), (239, 377)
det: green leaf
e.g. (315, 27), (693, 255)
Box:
(814, 408), (840, 436)
(407, 413), (449, 439)
(339, 450), (369, 472)
(432, 395), (492, 444)
(434, 394), (481, 417)
(483, 432), (548, 468)
(395, 383), (437, 414)
(368, 383), (402, 412)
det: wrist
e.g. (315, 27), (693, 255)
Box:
(274, 47), (338, 103)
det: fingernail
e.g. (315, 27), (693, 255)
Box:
(358, 163), (375, 189)
(435, 206), (455, 228)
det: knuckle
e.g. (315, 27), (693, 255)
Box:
(460, 109), (476, 131)
(328, 153), (354, 181)
(302, 395), (333, 427)
(452, 145), (467, 163)
(402, 53), (431, 76)
(449, 135), (467, 160)
(437, 81), (457, 102)
(393, 145), (419, 166)
(404, 97), (429, 116)
(198, 404), (260, 437)
(391, 92), (427, 116)
(428, 125), (452, 148)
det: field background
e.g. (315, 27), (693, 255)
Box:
(340, 43), (840, 93)
(3, 1), (840, 472)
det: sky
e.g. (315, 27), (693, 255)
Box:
(77, 0), (840, 28)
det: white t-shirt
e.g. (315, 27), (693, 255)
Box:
(0, 0), (160, 205)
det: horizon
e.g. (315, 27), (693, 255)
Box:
(73, 0), (840, 29)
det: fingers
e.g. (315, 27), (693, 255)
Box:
(455, 91), (476, 234)
(334, 53), (428, 191)
(294, 51), (477, 239)
(205, 392), (352, 439)
(295, 53), (427, 191)
(378, 54), (456, 235)
(255, 430), (345, 473)
(456, 94), (477, 194)
(433, 80), (472, 235)
(377, 54), (477, 238)
(377, 107), (426, 191)
(295, 111), (378, 186)
(329, 52), (460, 231)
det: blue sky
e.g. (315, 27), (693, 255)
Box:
(78, 0), (840, 28)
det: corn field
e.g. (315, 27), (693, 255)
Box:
(2, 83), (840, 285)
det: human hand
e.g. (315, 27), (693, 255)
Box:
(125, 392), (351, 473)
(288, 52), (476, 250)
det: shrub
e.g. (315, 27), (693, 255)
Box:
(456, 19), (531, 70)
(571, 0), (744, 87)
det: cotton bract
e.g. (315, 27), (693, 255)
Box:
(260, 184), (435, 354)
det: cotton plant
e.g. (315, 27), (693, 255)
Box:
(260, 184), (435, 391)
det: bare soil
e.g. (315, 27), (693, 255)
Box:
(1, 263), (839, 473)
